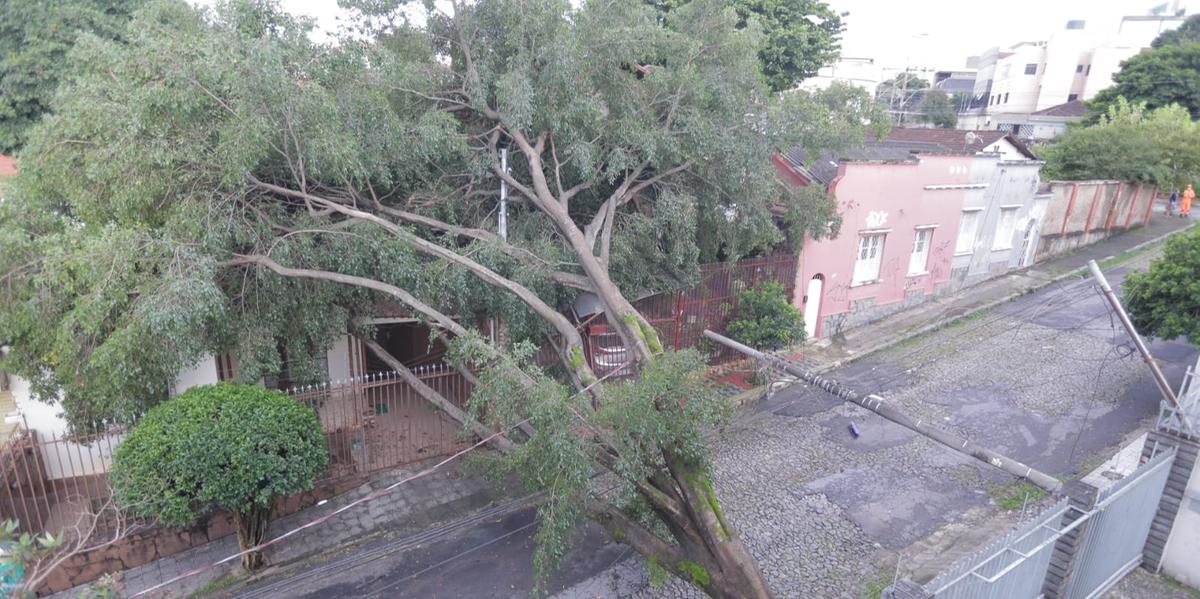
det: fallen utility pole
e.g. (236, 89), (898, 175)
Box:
(703, 330), (1064, 493)
(1087, 259), (1193, 433)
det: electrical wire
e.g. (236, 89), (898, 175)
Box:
(129, 355), (636, 598)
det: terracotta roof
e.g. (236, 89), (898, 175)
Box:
(0, 155), (16, 177)
(1031, 99), (1087, 118)
(884, 128), (1039, 160)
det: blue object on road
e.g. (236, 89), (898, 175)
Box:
(848, 421), (860, 438)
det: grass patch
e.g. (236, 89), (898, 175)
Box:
(1096, 240), (1163, 270)
(186, 573), (241, 598)
(1164, 574), (1200, 598)
(989, 481), (1048, 511)
(860, 568), (893, 599)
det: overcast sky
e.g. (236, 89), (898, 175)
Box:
(205, 0), (1191, 68)
(829, 0), (1192, 70)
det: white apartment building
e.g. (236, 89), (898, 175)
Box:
(958, 13), (1187, 136)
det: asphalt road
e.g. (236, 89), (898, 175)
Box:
(231, 253), (1197, 599)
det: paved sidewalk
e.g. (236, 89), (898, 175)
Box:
(800, 213), (1195, 375)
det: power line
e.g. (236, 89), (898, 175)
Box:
(130, 355), (636, 598)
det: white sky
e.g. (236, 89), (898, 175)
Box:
(828, 0), (1192, 70)
(200, 0), (1192, 67)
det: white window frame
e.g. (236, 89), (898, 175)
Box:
(909, 227), (934, 275)
(955, 209), (981, 255)
(992, 207), (1020, 250)
(853, 233), (886, 285)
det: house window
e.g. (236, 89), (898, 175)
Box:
(1004, 93), (1009, 103)
(993, 207), (1019, 250)
(1068, 93), (1078, 102)
(853, 233), (886, 284)
(1086, 64), (1091, 75)
(1024, 63), (1037, 75)
(1076, 64), (1084, 73)
(956, 210), (980, 254)
(909, 228), (933, 275)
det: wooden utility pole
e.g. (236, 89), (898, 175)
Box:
(1087, 259), (1193, 433)
(703, 330), (1064, 493)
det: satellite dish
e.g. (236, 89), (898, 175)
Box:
(965, 131), (980, 146)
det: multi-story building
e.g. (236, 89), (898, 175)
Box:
(958, 12), (1187, 137)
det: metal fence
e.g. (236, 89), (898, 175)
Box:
(912, 444), (1178, 599)
(1065, 446), (1176, 599)
(0, 364), (474, 537)
(922, 498), (1069, 599)
(586, 254), (797, 374)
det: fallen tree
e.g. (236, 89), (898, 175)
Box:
(0, 0), (886, 594)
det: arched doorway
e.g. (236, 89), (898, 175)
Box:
(803, 274), (824, 339)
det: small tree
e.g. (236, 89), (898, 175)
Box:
(727, 280), (805, 350)
(916, 89), (957, 129)
(110, 383), (328, 570)
(1124, 227), (1200, 346)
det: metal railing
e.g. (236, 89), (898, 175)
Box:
(0, 364), (474, 536)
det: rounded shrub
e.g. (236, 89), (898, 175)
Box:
(110, 383), (327, 569)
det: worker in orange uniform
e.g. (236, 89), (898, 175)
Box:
(1183, 183), (1195, 218)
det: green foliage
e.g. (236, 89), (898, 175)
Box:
(988, 481), (1048, 510)
(1125, 227), (1200, 346)
(0, 0), (146, 153)
(647, 0), (844, 92)
(679, 559), (711, 587)
(1041, 99), (1200, 188)
(647, 556), (670, 589)
(110, 383), (327, 527)
(0, 0), (884, 432)
(1087, 16), (1200, 122)
(916, 89), (957, 129)
(1152, 14), (1200, 48)
(451, 334), (732, 590)
(727, 280), (805, 350)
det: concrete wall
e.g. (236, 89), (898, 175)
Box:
(171, 356), (219, 396)
(797, 154), (971, 339)
(950, 157), (1042, 290)
(1034, 180), (1155, 262)
(1161, 453), (1200, 587)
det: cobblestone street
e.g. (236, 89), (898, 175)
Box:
(563, 248), (1198, 598)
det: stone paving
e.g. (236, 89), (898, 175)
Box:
(559, 241), (1190, 598)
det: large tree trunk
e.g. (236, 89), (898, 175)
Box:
(233, 504), (271, 571)
(588, 459), (773, 599)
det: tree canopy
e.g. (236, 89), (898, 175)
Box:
(0, 0), (884, 593)
(1086, 14), (1200, 122)
(648, 0), (844, 92)
(916, 89), (957, 129)
(0, 0), (146, 154)
(111, 383), (327, 569)
(1041, 98), (1200, 188)
(1125, 227), (1200, 346)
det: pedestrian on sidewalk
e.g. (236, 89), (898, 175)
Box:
(1167, 190), (1179, 216)
(1183, 183), (1195, 218)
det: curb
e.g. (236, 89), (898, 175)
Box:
(740, 221), (1196, 403)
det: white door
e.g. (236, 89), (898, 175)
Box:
(803, 276), (822, 338)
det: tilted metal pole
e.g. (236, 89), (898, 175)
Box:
(703, 330), (1064, 493)
(1087, 259), (1193, 433)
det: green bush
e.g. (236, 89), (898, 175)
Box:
(726, 280), (805, 350)
(110, 383), (327, 570)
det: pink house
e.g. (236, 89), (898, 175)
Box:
(776, 143), (975, 339)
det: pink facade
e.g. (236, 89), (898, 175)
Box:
(784, 153), (974, 338)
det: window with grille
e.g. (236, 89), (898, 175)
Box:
(853, 233), (885, 284)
